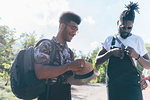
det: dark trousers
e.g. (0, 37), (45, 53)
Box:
(38, 83), (71, 100)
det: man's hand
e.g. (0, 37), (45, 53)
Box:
(110, 48), (124, 58)
(67, 59), (85, 71)
(125, 46), (139, 59)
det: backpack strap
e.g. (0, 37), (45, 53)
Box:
(49, 40), (56, 64)
(35, 39), (50, 47)
(43, 40), (56, 100)
(35, 39), (56, 64)
(35, 39), (57, 100)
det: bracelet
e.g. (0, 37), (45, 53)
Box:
(135, 54), (140, 60)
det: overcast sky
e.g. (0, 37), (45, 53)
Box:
(0, 0), (150, 55)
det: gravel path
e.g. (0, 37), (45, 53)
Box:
(71, 83), (107, 100)
(71, 83), (150, 100)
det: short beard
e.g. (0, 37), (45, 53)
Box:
(62, 26), (68, 42)
(120, 32), (130, 39)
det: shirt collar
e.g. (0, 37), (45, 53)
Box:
(52, 36), (68, 49)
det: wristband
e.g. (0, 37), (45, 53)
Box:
(135, 54), (140, 60)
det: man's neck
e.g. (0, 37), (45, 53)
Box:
(56, 33), (66, 45)
(118, 33), (132, 39)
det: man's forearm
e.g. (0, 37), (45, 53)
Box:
(95, 51), (112, 67)
(137, 57), (150, 69)
(34, 64), (69, 79)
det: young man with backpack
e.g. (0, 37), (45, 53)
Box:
(95, 2), (150, 100)
(34, 12), (85, 100)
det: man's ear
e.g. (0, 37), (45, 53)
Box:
(59, 23), (66, 31)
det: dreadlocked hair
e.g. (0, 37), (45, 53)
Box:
(120, 1), (139, 23)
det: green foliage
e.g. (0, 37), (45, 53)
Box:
(89, 47), (108, 83)
(0, 25), (16, 78)
(2, 63), (11, 69)
(0, 26), (38, 79)
(96, 61), (108, 83)
(19, 32), (37, 49)
(0, 63), (11, 79)
(90, 47), (100, 65)
(77, 51), (93, 63)
(0, 26), (16, 63)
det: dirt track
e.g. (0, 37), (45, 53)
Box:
(71, 83), (150, 100)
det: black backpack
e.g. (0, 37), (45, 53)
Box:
(10, 39), (56, 99)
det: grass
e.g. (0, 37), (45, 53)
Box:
(0, 80), (20, 100)
(0, 78), (100, 100)
(0, 79), (38, 100)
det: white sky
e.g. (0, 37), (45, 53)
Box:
(0, 0), (150, 54)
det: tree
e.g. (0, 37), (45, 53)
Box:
(90, 47), (108, 83)
(19, 32), (37, 49)
(0, 25), (16, 78)
(76, 50), (93, 63)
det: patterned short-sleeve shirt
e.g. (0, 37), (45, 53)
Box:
(34, 36), (74, 65)
(34, 36), (74, 83)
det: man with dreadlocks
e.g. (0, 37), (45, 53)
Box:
(95, 2), (150, 100)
